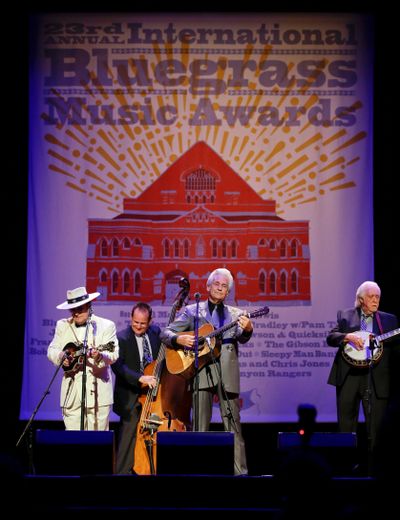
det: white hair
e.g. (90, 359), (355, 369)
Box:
(207, 268), (234, 291)
(354, 281), (381, 307)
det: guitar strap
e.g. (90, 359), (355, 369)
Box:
(375, 311), (384, 334)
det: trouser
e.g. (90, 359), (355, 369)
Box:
(115, 405), (141, 474)
(336, 371), (387, 452)
(196, 384), (248, 475)
(62, 400), (111, 431)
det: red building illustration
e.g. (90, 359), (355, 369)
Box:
(86, 141), (311, 305)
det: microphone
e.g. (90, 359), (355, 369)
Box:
(87, 306), (93, 322)
(194, 292), (201, 300)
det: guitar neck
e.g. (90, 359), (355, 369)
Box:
(207, 316), (240, 340)
(376, 328), (400, 343)
(204, 307), (269, 340)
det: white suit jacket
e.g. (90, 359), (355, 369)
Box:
(47, 314), (119, 408)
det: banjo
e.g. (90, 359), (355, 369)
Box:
(342, 328), (400, 367)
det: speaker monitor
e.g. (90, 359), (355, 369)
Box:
(34, 429), (115, 475)
(157, 431), (235, 475)
(277, 432), (357, 476)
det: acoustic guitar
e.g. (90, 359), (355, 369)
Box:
(62, 341), (116, 376)
(165, 306), (269, 379)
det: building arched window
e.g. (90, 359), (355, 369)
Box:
(122, 237), (130, 249)
(134, 272), (141, 294)
(269, 239), (276, 250)
(221, 240), (227, 258)
(163, 239), (170, 257)
(100, 271), (107, 283)
(211, 239), (218, 257)
(291, 271), (298, 292)
(123, 271), (130, 293)
(290, 239), (297, 257)
(100, 239), (108, 256)
(112, 238), (119, 256)
(183, 239), (189, 258)
(269, 272), (276, 293)
(112, 271), (119, 293)
(259, 271), (266, 293)
(280, 271), (287, 293)
(174, 239), (179, 257)
(196, 236), (205, 257)
(279, 240), (287, 258)
(231, 240), (237, 258)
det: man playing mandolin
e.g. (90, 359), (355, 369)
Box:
(326, 280), (399, 475)
(48, 286), (119, 431)
(161, 267), (254, 476)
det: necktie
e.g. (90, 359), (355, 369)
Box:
(212, 305), (225, 328)
(360, 314), (370, 331)
(142, 335), (153, 368)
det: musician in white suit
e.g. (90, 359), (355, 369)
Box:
(48, 286), (119, 431)
(160, 268), (253, 475)
(327, 280), (399, 473)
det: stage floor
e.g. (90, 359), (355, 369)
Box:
(18, 473), (382, 517)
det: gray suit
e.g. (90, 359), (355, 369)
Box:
(161, 300), (252, 475)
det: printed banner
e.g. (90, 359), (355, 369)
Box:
(21, 12), (373, 422)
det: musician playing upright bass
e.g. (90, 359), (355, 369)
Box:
(326, 280), (399, 474)
(160, 267), (253, 476)
(112, 302), (161, 474)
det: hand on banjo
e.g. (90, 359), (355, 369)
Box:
(345, 332), (365, 350)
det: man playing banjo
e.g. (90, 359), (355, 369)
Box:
(326, 280), (399, 475)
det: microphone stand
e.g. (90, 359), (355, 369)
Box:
(80, 308), (92, 430)
(207, 333), (241, 473)
(16, 354), (66, 473)
(366, 334), (376, 476)
(192, 292), (201, 432)
(206, 310), (241, 474)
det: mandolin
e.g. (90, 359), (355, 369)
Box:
(62, 341), (116, 376)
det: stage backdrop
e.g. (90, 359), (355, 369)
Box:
(21, 12), (373, 422)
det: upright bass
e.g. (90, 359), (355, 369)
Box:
(133, 278), (192, 475)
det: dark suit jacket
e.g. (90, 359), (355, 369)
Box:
(326, 308), (399, 398)
(112, 324), (161, 420)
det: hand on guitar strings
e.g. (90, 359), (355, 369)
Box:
(238, 314), (253, 333)
(176, 333), (196, 349)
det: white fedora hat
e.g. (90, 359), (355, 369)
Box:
(56, 286), (101, 310)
